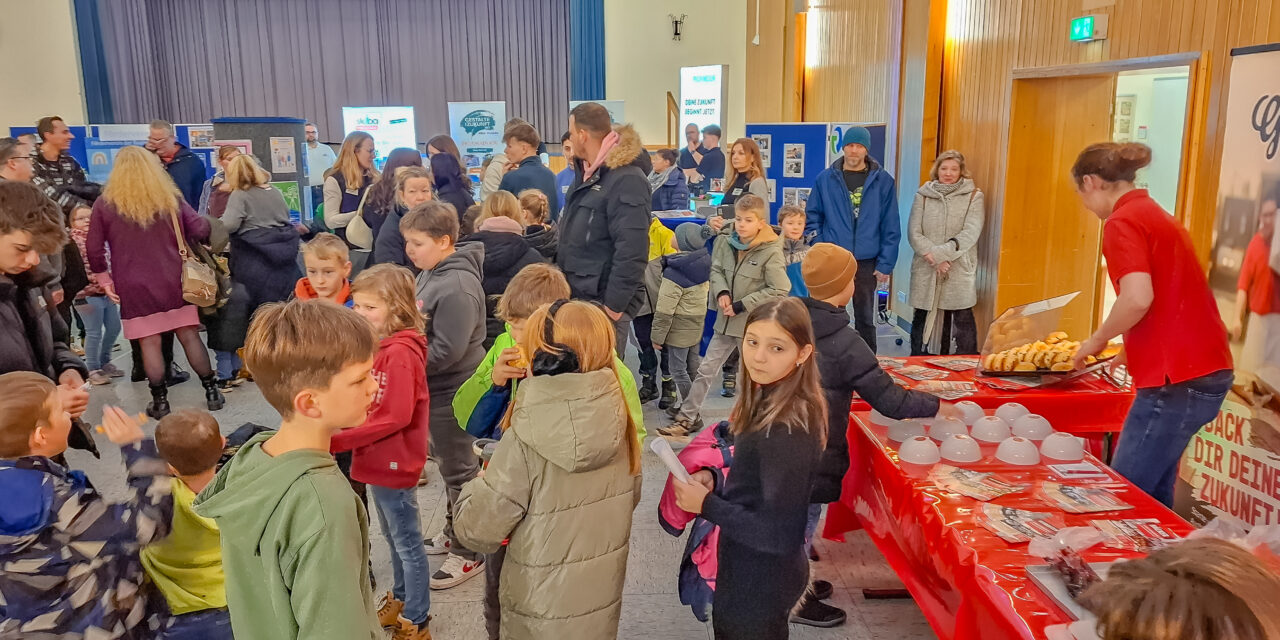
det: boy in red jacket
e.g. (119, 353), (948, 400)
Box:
(330, 264), (432, 640)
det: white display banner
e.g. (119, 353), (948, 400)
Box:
(342, 106), (416, 168)
(569, 100), (626, 124)
(448, 101), (508, 175)
(680, 65), (727, 134)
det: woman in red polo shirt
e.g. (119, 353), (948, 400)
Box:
(1232, 194), (1279, 373)
(1070, 142), (1234, 507)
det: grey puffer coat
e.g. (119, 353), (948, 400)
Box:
(907, 178), (984, 310)
(453, 368), (642, 640)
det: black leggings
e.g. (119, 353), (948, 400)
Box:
(910, 308), (978, 356)
(632, 313), (670, 379)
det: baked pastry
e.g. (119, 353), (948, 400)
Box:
(1050, 362), (1073, 372)
(1014, 361), (1038, 372)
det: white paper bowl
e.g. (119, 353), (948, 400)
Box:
(888, 420), (927, 442)
(971, 416), (1012, 443)
(870, 409), (898, 427)
(929, 416), (969, 441)
(995, 402), (1030, 424)
(898, 436), (941, 465)
(955, 401), (987, 425)
(940, 434), (982, 463)
(1040, 433), (1085, 461)
(1012, 414), (1054, 441)
(995, 436), (1041, 465)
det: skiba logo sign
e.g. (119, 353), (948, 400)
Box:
(460, 110), (497, 135)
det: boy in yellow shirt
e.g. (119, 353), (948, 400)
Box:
(142, 409), (231, 639)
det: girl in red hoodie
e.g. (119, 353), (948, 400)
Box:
(331, 264), (432, 640)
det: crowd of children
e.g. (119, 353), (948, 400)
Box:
(4, 133), (1279, 640)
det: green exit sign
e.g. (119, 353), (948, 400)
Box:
(1070, 13), (1108, 42)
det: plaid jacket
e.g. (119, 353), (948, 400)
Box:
(0, 440), (173, 639)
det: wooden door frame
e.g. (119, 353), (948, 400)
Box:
(982, 51), (1206, 335)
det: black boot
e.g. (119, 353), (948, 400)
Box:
(146, 383), (170, 420)
(720, 371), (736, 398)
(166, 362), (191, 386)
(638, 374), (658, 404)
(657, 377), (677, 410)
(201, 374), (225, 411)
(790, 592), (847, 628)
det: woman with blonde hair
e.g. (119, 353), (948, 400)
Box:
(454, 299), (641, 640)
(206, 154), (301, 389)
(721, 138), (767, 206)
(470, 190), (545, 346)
(373, 165), (434, 268)
(907, 149), (984, 355)
(322, 131), (378, 244)
(86, 146), (222, 418)
(197, 145), (241, 218)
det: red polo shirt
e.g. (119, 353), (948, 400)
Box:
(1102, 189), (1232, 388)
(1239, 233), (1279, 315)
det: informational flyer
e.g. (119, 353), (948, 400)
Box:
(931, 465), (1029, 501)
(766, 178), (776, 203)
(978, 505), (1063, 543)
(896, 365), (952, 381)
(783, 143), (805, 178)
(1091, 519), (1180, 551)
(269, 136), (297, 174)
(448, 101), (507, 174)
(752, 133), (772, 167)
(926, 356), (980, 372)
(1039, 482), (1134, 514)
(913, 380), (978, 400)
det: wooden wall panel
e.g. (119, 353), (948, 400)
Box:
(938, 0), (1280, 328)
(802, 0), (894, 122)
(745, 0), (790, 123)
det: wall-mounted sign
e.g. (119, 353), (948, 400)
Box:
(679, 65), (728, 136)
(1069, 14), (1109, 42)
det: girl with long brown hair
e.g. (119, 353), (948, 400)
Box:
(721, 138), (767, 206)
(452, 300), (641, 639)
(673, 296), (826, 640)
(322, 131), (378, 243)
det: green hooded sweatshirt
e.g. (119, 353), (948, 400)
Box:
(453, 329), (647, 442)
(192, 432), (382, 640)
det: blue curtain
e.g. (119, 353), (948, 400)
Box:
(569, 0), (605, 101)
(72, 0), (113, 123)
(92, 0), (572, 142)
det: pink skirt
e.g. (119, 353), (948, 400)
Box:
(121, 305), (200, 340)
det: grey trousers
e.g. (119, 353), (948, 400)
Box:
(676, 334), (739, 424)
(666, 345), (702, 408)
(428, 379), (479, 560)
(612, 316), (631, 362)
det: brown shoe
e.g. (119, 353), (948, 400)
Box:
(377, 591), (404, 629)
(392, 615), (432, 640)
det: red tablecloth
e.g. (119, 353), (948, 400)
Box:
(825, 411), (1194, 640)
(853, 356), (1135, 434)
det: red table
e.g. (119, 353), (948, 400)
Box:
(824, 411), (1194, 640)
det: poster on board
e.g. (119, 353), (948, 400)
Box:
(752, 133), (772, 168)
(569, 100), (625, 124)
(342, 106), (416, 168)
(270, 137), (297, 173)
(187, 125), (216, 148)
(679, 65), (727, 136)
(271, 180), (303, 225)
(448, 101), (508, 178)
(84, 138), (134, 183)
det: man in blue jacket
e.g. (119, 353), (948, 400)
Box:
(146, 120), (207, 209)
(498, 122), (560, 212)
(804, 126), (899, 353)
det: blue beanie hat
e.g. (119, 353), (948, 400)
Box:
(840, 126), (872, 151)
(675, 222), (703, 252)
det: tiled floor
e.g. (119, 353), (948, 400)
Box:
(71, 322), (935, 639)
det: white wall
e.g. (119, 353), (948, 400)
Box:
(604, 0), (747, 147)
(0, 0), (87, 132)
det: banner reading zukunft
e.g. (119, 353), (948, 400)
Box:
(448, 101), (507, 182)
(1206, 43), (1280, 384)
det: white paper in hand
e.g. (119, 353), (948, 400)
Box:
(649, 437), (693, 483)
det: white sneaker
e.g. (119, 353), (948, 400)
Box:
(430, 553), (484, 589)
(423, 532), (452, 556)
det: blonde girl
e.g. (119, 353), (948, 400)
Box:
(453, 300), (641, 639)
(519, 188), (558, 259)
(86, 146), (220, 418)
(372, 166), (434, 269)
(518, 189), (550, 226)
(333, 263), (432, 638)
(322, 131), (378, 242)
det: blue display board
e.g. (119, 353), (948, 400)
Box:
(744, 122), (887, 222)
(9, 124), (217, 181)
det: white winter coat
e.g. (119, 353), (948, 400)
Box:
(907, 178), (984, 310)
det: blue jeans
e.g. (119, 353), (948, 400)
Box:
(802, 503), (823, 557)
(215, 350), (242, 379)
(160, 607), (233, 639)
(74, 295), (121, 371)
(1111, 368), (1234, 507)
(370, 484), (431, 625)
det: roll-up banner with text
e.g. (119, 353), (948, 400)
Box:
(448, 101), (508, 183)
(1176, 43), (1280, 527)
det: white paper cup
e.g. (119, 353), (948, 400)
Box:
(996, 436), (1041, 465)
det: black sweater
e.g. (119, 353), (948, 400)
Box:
(803, 297), (940, 504)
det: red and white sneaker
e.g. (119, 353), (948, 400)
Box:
(429, 553), (484, 589)
(423, 532), (452, 556)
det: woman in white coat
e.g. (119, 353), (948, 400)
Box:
(908, 150), (984, 355)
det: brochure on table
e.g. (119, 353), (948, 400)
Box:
(447, 101), (507, 185)
(743, 122), (886, 222)
(9, 123), (218, 183)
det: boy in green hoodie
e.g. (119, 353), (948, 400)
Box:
(193, 299), (383, 640)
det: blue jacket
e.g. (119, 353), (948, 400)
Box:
(498, 156), (560, 213)
(554, 167), (574, 221)
(805, 157), (900, 274)
(651, 169), (691, 212)
(165, 144), (208, 210)
(0, 441), (173, 638)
